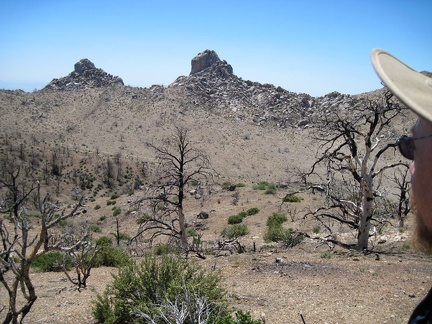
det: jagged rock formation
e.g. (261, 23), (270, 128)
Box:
(44, 58), (124, 91)
(37, 49), (402, 128)
(171, 50), (365, 128)
(190, 49), (233, 77)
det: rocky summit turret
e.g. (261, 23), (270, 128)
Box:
(44, 59), (124, 91)
(190, 50), (233, 78)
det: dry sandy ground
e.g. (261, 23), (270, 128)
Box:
(2, 244), (430, 324)
(2, 185), (431, 324)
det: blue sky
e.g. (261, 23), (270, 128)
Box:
(1, 1), (431, 96)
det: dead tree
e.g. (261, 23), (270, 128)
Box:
(131, 127), (212, 256)
(381, 166), (411, 228)
(305, 91), (410, 250)
(58, 232), (99, 291)
(0, 161), (84, 323)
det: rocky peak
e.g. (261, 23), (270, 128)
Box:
(44, 59), (124, 91)
(169, 49), (373, 128)
(74, 59), (96, 74)
(190, 50), (233, 78)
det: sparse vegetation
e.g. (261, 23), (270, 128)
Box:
(32, 251), (72, 272)
(0, 61), (419, 323)
(246, 207), (260, 215)
(228, 213), (245, 224)
(320, 251), (334, 259)
(221, 224), (249, 239)
(282, 194), (303, 203)
(263, 212), (303, 247)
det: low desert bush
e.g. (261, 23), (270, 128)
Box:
(93, 236), (131, 268)
(228, 214), (245, 224)
(253, 181), (269, 190)
(221, 224), (249, 239)
(153, 243), (182, 256)
(264, 213), (302, 248)
(320, 251), (334, 259)
(89, 224), (101, 232)
(112, 207), (121, 217)
(266, 212), (287, 227)
(282, 194), (303, 203)
(32, 251), (72, 272)
(280, 228), (304, 248)
(246, 207), (260, 215)
(228, 209), (258, 225)
(92, 253), (226, 323)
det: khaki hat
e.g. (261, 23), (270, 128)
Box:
(371, 49), (432, 122)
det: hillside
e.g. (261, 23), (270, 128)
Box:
(0, 49), (416, 184)
(0, 49), (429, 324)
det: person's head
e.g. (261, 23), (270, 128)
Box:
(371, 49), (432, 253)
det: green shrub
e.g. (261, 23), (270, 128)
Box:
(282, 194), (303, 203)
(236, 183), (246, 188)
(96, 236), (113, 246)
(187, 229), (198, 237)
(110, 193), (119, 200)
(112, 207), (121, 217)
(134, 177), (143, 189)
(264, 224), (285, 242)
(92, 254), (227, 323)
(246, 207), (259, 216)
(266, 213), (288, 227)
(228, 214), (245, 224)
(32, 251), (72, 272)
(222, 181), (232, 190)
(265, 183), (277, 194)
(280, 228), (304, 248)
(113, 232), (130, 241)
(320, 251), (334, 259)
(153, 244), (182, 256)
(89, 224), (101, 233)
(253, 181), (269, 190)
(263, 212), (303, 248)
(93, 245), (131, 268)
(216, 310), (264, 324)
(221, 224), (249, 239)
(94, 204), (101, 210)
(264, 213), (288, 242)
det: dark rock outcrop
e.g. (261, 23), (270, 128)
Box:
(44, 59), (124, 91)
(190, 50), (233, 78)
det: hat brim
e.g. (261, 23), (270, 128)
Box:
(371, 49), (432, 122)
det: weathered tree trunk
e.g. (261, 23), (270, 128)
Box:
(357, 175), (373, 250)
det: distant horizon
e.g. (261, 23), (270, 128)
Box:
(1, 1), (431, 97)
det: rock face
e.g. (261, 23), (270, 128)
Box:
(44, 59), (124, 91)
(190, 50), (233, 78)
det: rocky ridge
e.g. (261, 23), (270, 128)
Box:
(170, 50), (375, 128)
(44, 58), (124, 91)
(36, 49), (399, 128)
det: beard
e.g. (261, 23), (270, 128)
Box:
(411, 193), (432, 254)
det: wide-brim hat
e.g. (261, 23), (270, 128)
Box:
(371, 49), (432, 122)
